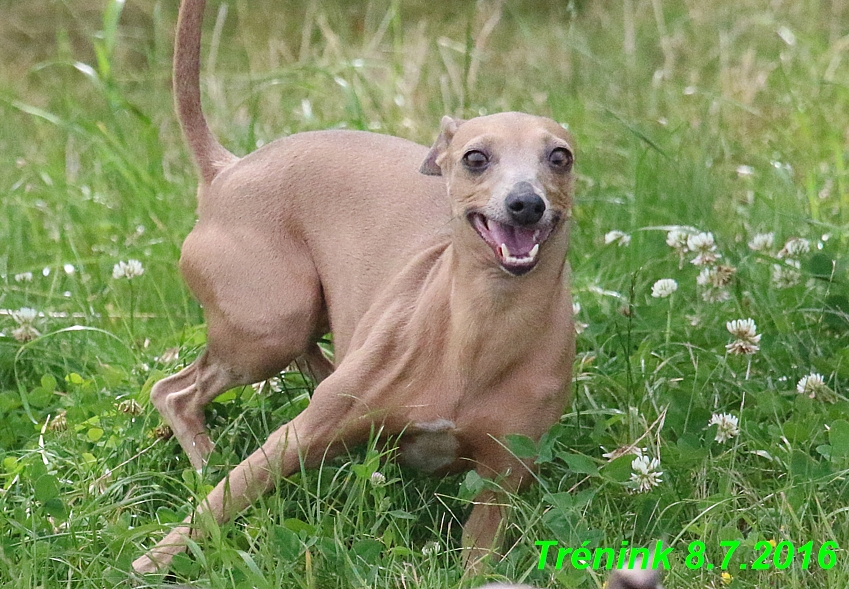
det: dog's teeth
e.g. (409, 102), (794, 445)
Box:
(533, 230), (541, 241)
(499, 243), (540, 267)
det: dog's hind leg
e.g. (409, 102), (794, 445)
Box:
(294, 343), (335, 386)
(150, 353), (240, 470)
(152, 332), (324, 471)
(151, 230), (326, 470)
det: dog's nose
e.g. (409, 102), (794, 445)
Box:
(505, 182), (545, 226)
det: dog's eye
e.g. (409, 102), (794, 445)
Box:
(462, 150), (489, 171)
(548, 147), (573, 171)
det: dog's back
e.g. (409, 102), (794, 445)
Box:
(193, 130), (450, 357)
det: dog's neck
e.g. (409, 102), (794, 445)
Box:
(439, 229), (571, 382)
(340, 227), (571, 390)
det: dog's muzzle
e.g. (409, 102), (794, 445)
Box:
(468, 212), (556, 276)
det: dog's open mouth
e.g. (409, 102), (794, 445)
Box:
(469, 213), (555, 276)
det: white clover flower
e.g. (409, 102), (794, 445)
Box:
(771, 259), (801, 288)
(112, 259), (144, 280)
(687, 232), (716, 253)
(748, 232), (774, 252)
(63, 264), (75, 275)
(630, 455), (663, 493)
(422, 541), (441, 556)
(696, 267), (713, 287)
(696, 265), (736, 292)
(687, 232), (721, 266)
(796, 373), (827, 399)
(779, 237), (810, 258)
(708, 413), (740, 443)
(266, 377), (282, 392)
(714, 265), (736, 286)
(10, 307), (38, 326)
(651, 278), (678, 298)
(726, 318), (761, 356)
(12, 324), (40, 342)
(369, 471), (387, 487)
(666, 229), (690, 251)
(726, 339), (760, 355)
(726, 318), (759, 342)
(691, 251), (721, 266)
(14, 272), (33, 283)
(252, 380), (273, 394)
(604, 230), (631, 247)
(667, 229), (692, 268)
(736, 165), (755, 177)
(701, 287), (731, 303)
(11, 308), (41, 342)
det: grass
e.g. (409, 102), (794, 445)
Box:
(1, 0), (849, 587)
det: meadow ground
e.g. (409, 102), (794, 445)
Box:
(1, 1), (848, 587)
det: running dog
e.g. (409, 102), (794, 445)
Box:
(133, 0), (576, 574)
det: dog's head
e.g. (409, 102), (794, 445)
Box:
(421, 112), (575, 276)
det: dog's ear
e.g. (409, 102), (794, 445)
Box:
(420, 116), (465, 176)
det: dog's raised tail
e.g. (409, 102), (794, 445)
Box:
(174, 0), (236, 184)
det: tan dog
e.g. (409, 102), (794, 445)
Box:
(133, 0), (575, 574)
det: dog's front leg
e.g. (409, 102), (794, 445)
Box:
(462, 487), (509, 573)
(132, 421), (301, 573)
(461, 455), (529, 574)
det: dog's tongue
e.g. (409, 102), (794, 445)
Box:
(488, 221), (537, 256)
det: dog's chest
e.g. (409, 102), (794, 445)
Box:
(397, 419), (463, 473)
